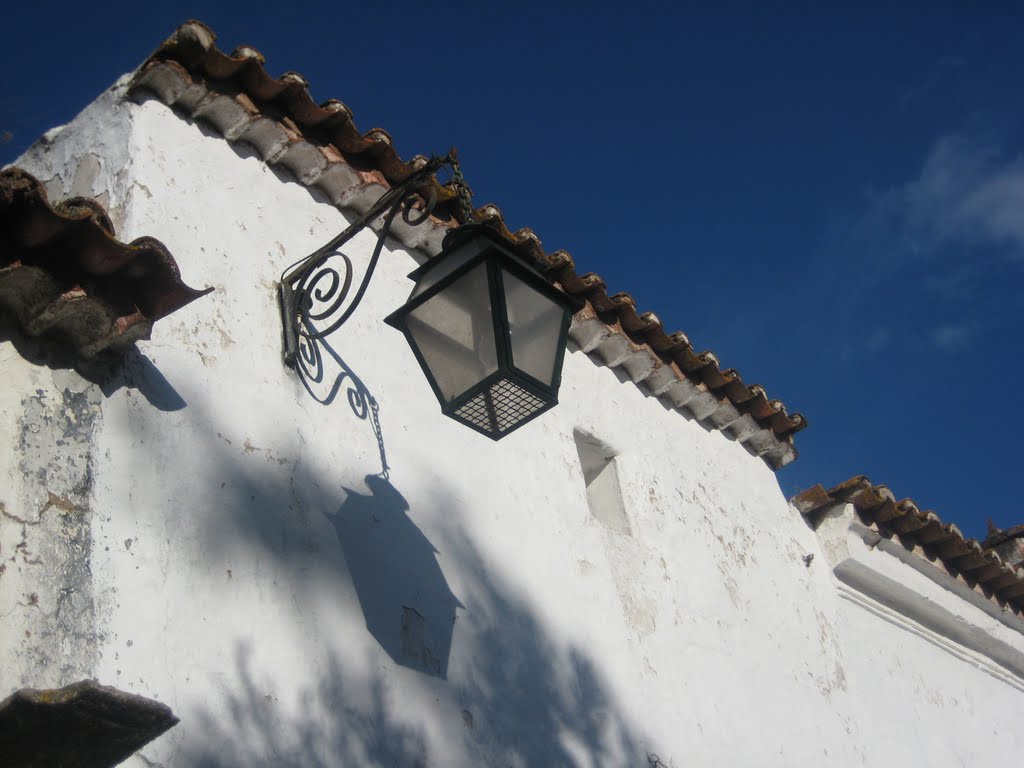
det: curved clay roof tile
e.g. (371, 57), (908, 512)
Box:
(231, 45), (265, 63)
(0, 167), (211, 357)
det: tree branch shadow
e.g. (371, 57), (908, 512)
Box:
(179, 458), (645, 765)
(440, 524), (644, 767)
(101, 346), (649, 766)
(184, 644), (428, 768)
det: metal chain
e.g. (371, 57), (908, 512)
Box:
(449, 154), (475, 224)
(369, 395), (389, 480)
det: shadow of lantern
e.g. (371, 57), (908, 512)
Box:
(327, 475), (462, 679)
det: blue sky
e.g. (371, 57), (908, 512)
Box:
(3, 3), (1022, 539)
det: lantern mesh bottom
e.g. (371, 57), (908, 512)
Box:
(453, 378), (548, 436)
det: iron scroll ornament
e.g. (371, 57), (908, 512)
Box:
(278, 153), (455, 375)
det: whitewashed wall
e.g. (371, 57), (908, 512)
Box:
(3, 79), (1023, 767)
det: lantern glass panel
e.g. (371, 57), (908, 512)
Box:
(502, 269), (567, 387)
(405, 263), (498, 401)
(410, 238), (486, 300)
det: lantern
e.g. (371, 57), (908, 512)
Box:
(385, 225), (575, 439)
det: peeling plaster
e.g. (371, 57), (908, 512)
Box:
(1, 372), (103, 687)
(12, 76), (135, 235)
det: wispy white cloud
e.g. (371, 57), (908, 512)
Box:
(812, 133), (1020, 365)
(929, 322), (973, 351)
(903, 136), (1024, 257)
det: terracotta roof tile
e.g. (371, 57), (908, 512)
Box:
(126, 20), (805, 468)
(0, 167), (211, 357)
(792, 476), (1024, 618)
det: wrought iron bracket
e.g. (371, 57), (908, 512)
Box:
(278, 152), (462, 369)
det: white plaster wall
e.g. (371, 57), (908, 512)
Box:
(0, 334), (108, 686)
(4, 82), (1024, 767)
(834, 596), (1024, 765)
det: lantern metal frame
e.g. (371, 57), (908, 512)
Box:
(383, 224), (575, 440)
(277, 151), (578, 439)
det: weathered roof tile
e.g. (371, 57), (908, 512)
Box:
(792, 477), (1024, 618)
(0, 167), (211, 357)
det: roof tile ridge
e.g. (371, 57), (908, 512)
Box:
(148, 21), (449, 201)
(790, 475), (1024, 616)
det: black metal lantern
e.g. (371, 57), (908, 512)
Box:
(384, 224), (575, 439)
(279, 152), (577, 439)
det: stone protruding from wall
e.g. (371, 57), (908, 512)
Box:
(0, 679), (178, 768)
